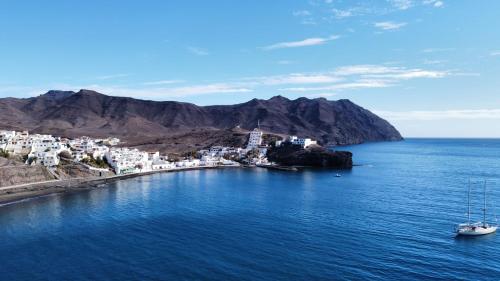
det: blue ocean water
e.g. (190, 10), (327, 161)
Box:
(1, 139), (500, 280)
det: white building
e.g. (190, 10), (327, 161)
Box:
(105, 148), (151, 174)
(288, 136), (317, 148)
(176, 159), (200, 168)
(72, 150), (89, 162)
(91, 145), (109, 159)
(5, 131), (32, 154)
(152, 160), (175, 170)
(41, 151), (60, 167)
(0, 130), (16, 142)
(200, 155), (220, 166)
(104, 137), (120, 146)
(247, 128), (263, 149)
(0, 130), (15, 151)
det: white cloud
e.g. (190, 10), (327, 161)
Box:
(1, 63), (453, 101)
(262, 35), (340, 50)
(39, 83), (252, 100)
(277, 60), (295, 65)
(434, 1), (444, 7)
(331, 8), (353, 19)
(187, 46), (209, 56)
(490, 50), (500, 56)
(293, 10), (311, 16)
(374, 21), (407, 30)
(334, 65), (398, 76)
(423, 0), (444, 8)
(278, 64), (449, 93)
(366, 69), (448, 79)
(299, 18), (317, 25)
(257, 74), (342, 85)
(0, 85), (43, 98)
(279, 80), (393, 92)
(96, 74), (130, 80)
(306, 93), (338, 98)
(421, 48), (454, 53)
(375, 109), (500, 121)
(388, 0), (414, 10)
(335, 64), (448, 79)
(142, 80), (184, 86)
(423, 59), (446, 65)
(158, 84), (251, 97)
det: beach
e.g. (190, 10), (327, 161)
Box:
(0, 165), (240, 205)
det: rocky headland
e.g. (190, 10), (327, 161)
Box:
(266, 144), (353, 169)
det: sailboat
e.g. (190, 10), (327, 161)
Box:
(455, 180), (497, 236)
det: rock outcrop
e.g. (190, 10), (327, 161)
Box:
(266, 144), (353, 169)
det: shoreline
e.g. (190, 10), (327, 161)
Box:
(0, 164), (240, 206)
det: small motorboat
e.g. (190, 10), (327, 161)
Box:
(335, 174), (341, 177)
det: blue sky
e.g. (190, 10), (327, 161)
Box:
(1, 0), (500, 137)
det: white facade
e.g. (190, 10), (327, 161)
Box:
(104, 137), (120, 146)
(200, 155), (220, 166)
(176, 159), (200, 168)
(72, 150), (89, 162)
(42, 151), (60, 167)
(152, 160), (175, 170)
(5, 131), (32, 154)
(105, 148), (151, 174)
(288, 136), (317, 148)
(247, 128), (263, 149)
(1, 129), (241, 173)
(92, 145), (109, 159)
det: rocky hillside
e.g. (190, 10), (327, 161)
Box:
(0, 90), (402, 152)
(0, 158), (55, 187)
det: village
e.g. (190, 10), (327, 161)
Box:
(0, 128), (318, 176)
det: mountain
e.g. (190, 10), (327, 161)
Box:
(0, 89), (402, 152)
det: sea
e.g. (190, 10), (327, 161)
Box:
(1, 139), (500, 280)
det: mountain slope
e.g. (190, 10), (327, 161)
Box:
(0, 90), (402, 150)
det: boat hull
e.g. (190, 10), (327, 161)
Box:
(456, 226), (497, 236)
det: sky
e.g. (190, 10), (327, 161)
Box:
(1, 0), (500, 138)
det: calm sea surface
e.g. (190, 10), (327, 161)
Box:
(1, 139), (500, 280)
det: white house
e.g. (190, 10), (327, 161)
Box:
(92, 145), (109, 160)
(105, 148), (151, 174)
(200, 155), (220, 166)
(152, 160), (175, 170)
(5, 131), (32, 155)
(41, 151), (60, 167)
(288, 136), (317, 148)
(176, 159), (200, 168)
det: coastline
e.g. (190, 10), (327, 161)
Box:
(0, 165), (240, 206)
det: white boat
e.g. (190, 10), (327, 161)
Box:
(455, 181), (497, 236)
(456, 222), (497, 236)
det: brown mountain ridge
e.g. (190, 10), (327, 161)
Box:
(0, 89), (402, 153)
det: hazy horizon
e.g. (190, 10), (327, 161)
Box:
(1, 1), (499, 138)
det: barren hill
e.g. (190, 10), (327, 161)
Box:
(0, 90), (402, 153)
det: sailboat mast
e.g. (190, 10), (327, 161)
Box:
(468, 179), (471, 225)
(483, 181), (487, 226)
